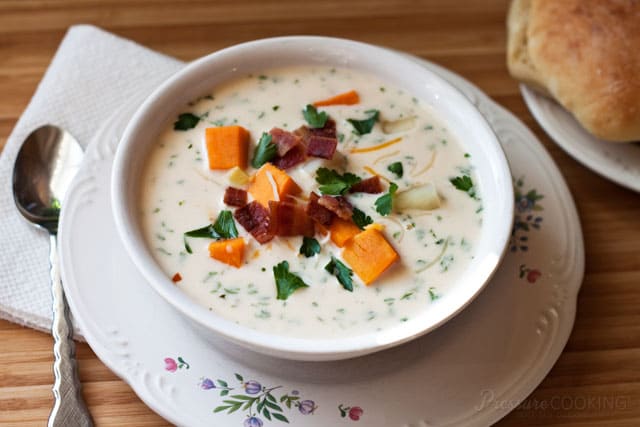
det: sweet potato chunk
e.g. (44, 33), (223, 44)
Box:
(248, 163), (301, 207)
(342, 228), (399, 285)
(329, 218), (361, 248)
(208, 238), (245, 268)
(205, 126), (249, 170)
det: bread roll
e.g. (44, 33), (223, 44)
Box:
(507, 0), (640, 142)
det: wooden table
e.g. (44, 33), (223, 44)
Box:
(1, 1), (639, 425)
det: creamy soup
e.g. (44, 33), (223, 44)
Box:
(140, 66), (482, 339)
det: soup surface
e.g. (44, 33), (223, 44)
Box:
(140, 66), (482, 338)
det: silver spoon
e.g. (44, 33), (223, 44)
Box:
(12, 125), (93, 427)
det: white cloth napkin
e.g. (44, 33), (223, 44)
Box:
(0, 25), (184, 336)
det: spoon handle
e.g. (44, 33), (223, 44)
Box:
(48, 235), (94, 427)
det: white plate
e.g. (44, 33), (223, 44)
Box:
(59, 59), (584, 427)
(521, 84), (640, 192)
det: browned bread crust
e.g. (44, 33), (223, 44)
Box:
(507, 0), (640, 142)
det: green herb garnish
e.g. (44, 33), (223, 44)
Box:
(302, 104), (328, 128)
(352, 207), (373, 230)
(450, 174), (476, 198)
(387, 161), (404, 178)
(211, 210), (238, 239)
(251, 132), (277, 169)
(273, 261), (309, 300)
(374, 182), (398, 216)
(347, 109), (379, 135)
(183, 210), (238, 252)
(315, 167), (361, 195)
(299, 237), (321, 257)
(324, 256), (354, 292)
(173, 113), (201, 131)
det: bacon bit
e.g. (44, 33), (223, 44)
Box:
(363, 166), (391, 183)
(234, 201), (274, 244)
(223, 187), (248, 207)
(269, 127), (302, 157)
(306, 135), (337, 159)
(293, 119), (337, 144)
(350, 137), (402, 154)
(317, 195), (353, 220)
(269, 200), (315, 237)
(350, 176), (383, 194)
(272, 144), (306, 170)
(306, 192), (335, 226)
(310, 118), (337, 139)
(171, 273), (182, 283)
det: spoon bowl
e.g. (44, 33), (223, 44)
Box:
(13, 125), (83, 233)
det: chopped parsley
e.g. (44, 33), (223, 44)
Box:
(387, 161), (404, 178)
(273, 261), (309, 300)
(324, 256), (354, 292)
(347, 109), (379, 135)
(183, 210), (238, 253)
(352, 207), (373, 230)
(251, 132), (277, 169)
(315, 167), (361, 195)
(302, 104), (328, 128)
(299, 237), (321, 257)
(374, 182), (398, 216)
(173, 113), (201, 131)
(449, 174), (476, 198)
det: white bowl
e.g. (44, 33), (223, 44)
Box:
(112, 36), (514, 361)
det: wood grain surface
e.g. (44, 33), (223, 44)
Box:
(1, 1), (639, 426)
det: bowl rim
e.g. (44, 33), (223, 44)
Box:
(111, 35), (514, 361)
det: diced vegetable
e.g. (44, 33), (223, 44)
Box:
(313, 90), (360, 107)
(329, 218), (361, 247)
(382, 116), (416, 134)
(205, 126), (250, 170)
(171, 273), (182, 283)
(342, 228), (399, 285)
(248, 163), (301, 207)
(227, 166), (250, 185)
(208, 237), (245, 268)
(395, 183), (441, 211)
